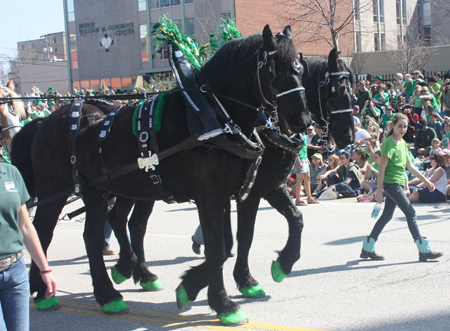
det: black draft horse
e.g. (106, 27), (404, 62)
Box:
(11, 25), (311, 325)
(104, 48), (355, 298)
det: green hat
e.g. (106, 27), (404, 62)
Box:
(374, 75), (383, 81)
(47, 87), (53, 93)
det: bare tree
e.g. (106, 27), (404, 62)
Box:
(351, 52), (370, 75)
(385, 23), (433, 73)
(275, 0), (372, 50)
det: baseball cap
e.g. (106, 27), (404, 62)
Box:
(311, 153), (323, 161)
(412, 70), (421, 75)
(418, 119), (427, 129)
(353, 105), (360, 110)
(374, 75), (383, 81)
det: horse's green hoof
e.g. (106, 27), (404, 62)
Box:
(111, 266), (129, 284)
(239, 284), (265, 298)
(103, 298), (129, 315)
(271, 259), (288, 283)
(34, 296), (61, 311)
(217, 308), (249, 326)
(141, 278), (164, 291)
(175, 284), (190, 309)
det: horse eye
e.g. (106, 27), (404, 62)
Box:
(292, 61), (301, 73)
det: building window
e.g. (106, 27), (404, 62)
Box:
(140, 24), (150, 62)
(374, 34), (379, 51)
(354, 0), (361, 21)
(396, 0), (407, 25)
(380, 33), (385, 51)
(373, 0), (384, 23)
(185, 0), (193, 3)
(100, 78), (111, 90)
(55, 48), (58, 53)
(122, 77), (132, 90)
(111, 77), (121, 90)
(185, 17), (195, 38)
(356, 32), (362, 53)
(138, 0), (146, 11)
(67, 0), (75, 22)
(221, 12), (231, 20)
(70, 34), (78, 69)
(54, 37), (57, 43)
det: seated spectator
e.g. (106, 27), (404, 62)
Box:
(307, 123), (327, 159)
(441, 121), (450, 148)
(315, 154), (341, 193)
(351, 148), (370, 176)
(372, 83), (390, 113)
(408, 153), (446, 203)
(363, 133), (380, 162)
(359, 150), (381, 200)
(353, 120), (371, 146)
(429, 138), (442, 156)
(381, 121), (392, 143)
(440, 78), (450, 116)
(427, 113), (443, 139)
(429, 77), (442, 110)
(409, 85), (424, 115)
(413, 119), (437, 157)
(352, 105), (362, 124)
(378, 105), (394, 130)
(363, 115), (381, 141)
(440, 150), (450, 197)
(402, 105), (419, 143)
(421, 86), (439, 113)
(309, 153), (327, 194)
(317, 151), (363, 198)
(386, 82), (397, 106)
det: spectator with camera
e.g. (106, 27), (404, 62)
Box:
(440, 78), (450, 117)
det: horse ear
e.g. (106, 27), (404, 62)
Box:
(263, 24), (275, 50)
(328, 48), (338, 69)
(7, 80), (15, 91)
(283, 25), (293, 38)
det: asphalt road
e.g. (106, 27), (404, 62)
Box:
(26, 197), (450, 331)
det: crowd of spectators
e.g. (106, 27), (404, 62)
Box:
(293, 70), (450, 205)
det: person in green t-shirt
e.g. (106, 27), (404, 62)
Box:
(0, 163), (58, 329)
(428, 77), (442, 110)
(402, 74), (416, 101)
(378, 105), (394, 129)
(293, 133), (319, 206)
(441, 121), (450, 148)
(360, 113), (443, 262)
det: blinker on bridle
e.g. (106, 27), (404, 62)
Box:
(256, 47), (306, 135)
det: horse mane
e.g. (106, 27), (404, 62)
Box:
(1, 87), (27, 120)
(200, 30), (298, 95)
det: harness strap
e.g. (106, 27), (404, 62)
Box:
(99, 105), (123, 174)
(69, 100), (84, 195)
(136, 98), (180, 204)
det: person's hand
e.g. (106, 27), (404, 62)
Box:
(375, 190), (383, 203)
(41, 272), (57, 298)
(318, 175), (325, 180)
(319, 145), (326, 150)
(425, 180), (435, 192)
(367, 164), (373, 171)
(418, 148), (425, 154)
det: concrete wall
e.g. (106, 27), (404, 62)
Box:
(74, 0), (141, 81)
(20, 62), (70, 95)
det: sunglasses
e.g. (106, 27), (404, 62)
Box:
(386, 108), (393, 111)
(307, 129), (314, 131)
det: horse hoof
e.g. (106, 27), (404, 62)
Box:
(103, 298), (129, 315)
(239, 284), (265, 298)
(217, 308), (249, 326)
(175, 284), (190, 309)
(34, 296), (62, 311)
(111, 266), (129, 284)
(271, 259), (288, 283)
(141, 278), (164, 291)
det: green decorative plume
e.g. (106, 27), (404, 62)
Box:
(152, 16), (203, 70)
(151, 17), (241, 70)
(207, 19), (242, 53)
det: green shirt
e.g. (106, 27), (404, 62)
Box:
(404, 80), (416, 96)
(381, 137), (409, 186)
(369, 162), (380, 184)
(374, 92), (390, 107)
(431, 83), (442, 108)
(442, 133), (450, 148)
(381, 113), (394, 128)
(299, 133), (307, 159)
(0, 163), (31, 259)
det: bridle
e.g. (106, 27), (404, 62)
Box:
(256, 48), (306, 136)
(317, 61), (354, 152)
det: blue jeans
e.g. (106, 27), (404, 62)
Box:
(370, 183), (421, 241)
(0, 258), (30, 331)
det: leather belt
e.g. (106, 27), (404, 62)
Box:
(0, 250), (25, 272)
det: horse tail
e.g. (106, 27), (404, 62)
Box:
(10, 118), (44, 197)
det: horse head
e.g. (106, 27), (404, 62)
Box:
(257, 25), (311, 134)
(307, 48), (355, 150)
(0, 80), (26, 150)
